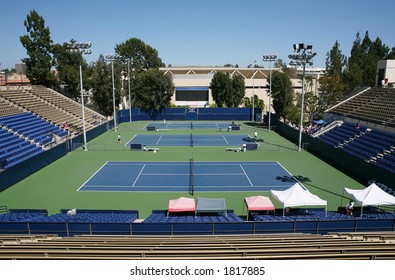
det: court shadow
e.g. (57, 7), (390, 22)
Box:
(243, 122), (263, 128)
(280, 175), (345, 198)
(242, 137), (255, 142)
(275, 175), (312, 183)
(263, 141), (296, 151)
(301, 181), (345, 198)
(275, 176), (298, 183)
(294, 175), (312, 183)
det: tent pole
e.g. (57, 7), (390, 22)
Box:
(340, 189), (345, 213)
(360, 204), (363, 218)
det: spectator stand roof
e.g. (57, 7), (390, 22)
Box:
(243, 195), (275, 221)
(167, 197), (196, 217)
(196, 197), (227, 217)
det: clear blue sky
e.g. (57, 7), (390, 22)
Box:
(1, 0), (395, 70)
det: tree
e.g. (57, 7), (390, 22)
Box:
(210, 72), (233, 107)
(132, 69), (174, 119)
(52, 43), (90, 100)
(210, 72), (246, 108)
(364, 37), (389, 86)
(343, 32), (364, 91)
(271, 71), (294, 121)
(89, 56), (114, 116)
(228, 73), (245, 107)
(20, 10), (55, 87)
(344, 31), (390, 91)
(243, 95), (264, 111)
(115, 38), (164, 74)
(319, 74), (345, 109)
(326, 41), (346, 77)
(387, 47), (395, 59)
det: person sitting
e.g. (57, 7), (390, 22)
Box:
(346, 200), (354, 216)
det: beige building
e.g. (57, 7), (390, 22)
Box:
(160, 66), (323, 111)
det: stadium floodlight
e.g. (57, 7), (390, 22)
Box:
(262, 54), (277, 132)
(250, 60), (257, 122)
(105, 54), (125, 129)
(288, 43), (316, 151)
(66, 39), (92, 151)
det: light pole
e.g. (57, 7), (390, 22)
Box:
(250, 60), (256, 121)
(127, 57), (132, 122)
(105, 54), (123, 129)
(66, 39), (91, 151)
(262, 54), (277, 132)
(288, 44), (316, 151)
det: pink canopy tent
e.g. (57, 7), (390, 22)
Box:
(167, 197), (196, 217)
(244, 195), (275, 221)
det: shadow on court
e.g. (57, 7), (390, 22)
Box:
(262, 141), (297, 151)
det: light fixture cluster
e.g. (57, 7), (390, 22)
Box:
(262, 54), (277, 61)
(66, 39), (92, 54)
(104, 54), (121, 61)
(289, 43), (316, 66)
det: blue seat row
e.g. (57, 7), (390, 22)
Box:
(0, 112), (68, 146)
(24, 212), (138, 223)
(143, 212), (244, 223)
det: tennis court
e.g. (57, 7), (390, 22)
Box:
(144, 121), (238, 130)
(127, 134), (256, 147)
(78, 161), (297, 192)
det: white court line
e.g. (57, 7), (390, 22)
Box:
(239, 164), (254, 187)
(222, 135), (229, 145)
(132, 164), (146, 187)
(142, 122), (151, 130)
(247, 134), (261, 147)
(123, 134), (137, 147)
(77, 161), (109, 191)
(156, 135), (163, 145)
(138, 173), (245, 176)
(276, 161), (305, 188)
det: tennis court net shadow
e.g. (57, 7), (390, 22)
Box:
(262, 141), (297, 151)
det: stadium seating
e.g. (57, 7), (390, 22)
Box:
(18, 209), (139, 223)
(0, 87), (106, 135)
(0, 112), (68, 145)
(251, 209), (352, 222)
(0, 97), (25, 116)
(0, 209), (48, 222)
(0, 127), (43, 169)
(330, 88), (395, 126)
(28, 85), (106, 127)
(143, 211), (244, 223)
(316, 121), (395, 173)
(0, 232), (395, 259)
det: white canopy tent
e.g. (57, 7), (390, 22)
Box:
(271, 183), (327, 217)
(344, 183), (395, 217)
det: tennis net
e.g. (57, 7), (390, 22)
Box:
(189, 158), (195, 195)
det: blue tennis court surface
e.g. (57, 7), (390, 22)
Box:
(78, 161), (297, 192)
(127, 134), (256, 147)
(145, 121), (235, 130)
